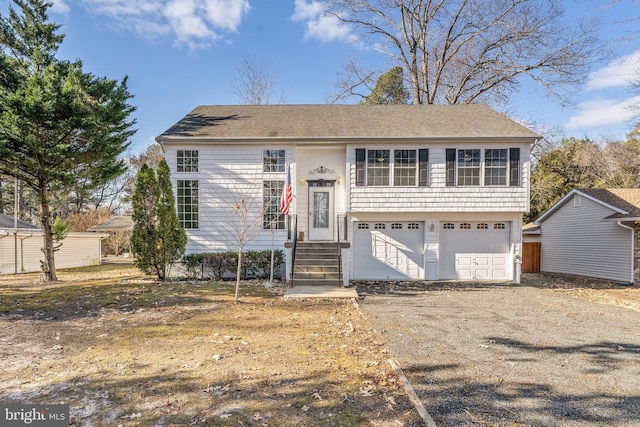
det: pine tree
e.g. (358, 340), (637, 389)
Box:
(362, 67), (409, 105)
(155, 158), (186, 279)
(131, 161), (186, 280)
(131, 164), (159, 277)
(0, 0), (136, 280)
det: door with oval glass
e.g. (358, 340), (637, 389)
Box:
(308, 180), (334, 241)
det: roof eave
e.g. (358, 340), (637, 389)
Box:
(156, 135), (540, 145)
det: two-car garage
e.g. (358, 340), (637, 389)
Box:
(352, 220), (512, 280)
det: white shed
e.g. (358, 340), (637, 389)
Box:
(0, 214), (108, 275)
(533, 189), (640, 283)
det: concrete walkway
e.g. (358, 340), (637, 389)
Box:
(284, 286), (358, 299)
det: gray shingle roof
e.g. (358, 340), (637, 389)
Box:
(88, 216), (134, 231)
(157, 104), (541, 141)
(0, 214), (39, 230)
(579, 188), (640, 219)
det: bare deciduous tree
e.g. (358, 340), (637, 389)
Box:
(326, 0), (602, 105)
(329, 57), (377, 103)
(205, 176), (274, 303)
(230, 54), (285, 105)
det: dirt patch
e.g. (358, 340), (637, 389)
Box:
(0, 265), (421, 426)
(355, 274), (640, 427)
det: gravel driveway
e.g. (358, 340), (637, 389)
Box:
(356, 281), (640, 427)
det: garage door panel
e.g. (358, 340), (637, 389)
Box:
(441, 223), (511, 280)
(353, 222), (423, 280)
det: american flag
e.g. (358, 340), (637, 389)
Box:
(279, 164), (293, 215)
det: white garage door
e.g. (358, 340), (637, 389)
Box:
(440, 222), (511, 280)
(353, 222), (424, 280)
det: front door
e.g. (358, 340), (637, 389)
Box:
(308, 181), (334, 241)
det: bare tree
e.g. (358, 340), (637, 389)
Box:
(205, 176), (272, 303)
(329, 57), (377, 103)
(326, 0), (602, 105)
(230, 54), (285, 105)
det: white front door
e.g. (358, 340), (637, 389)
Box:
(308, 184), (334, 240)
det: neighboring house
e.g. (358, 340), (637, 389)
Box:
(156, 104), (540, 283)
(532, 188), (640, 283)
(0, 214), (108, 274)
(88, 216), (134, 256)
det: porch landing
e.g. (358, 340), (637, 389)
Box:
(284, 286), (358, 299)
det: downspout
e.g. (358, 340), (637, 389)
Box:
(0, 233), (9, 274)
(617, 221), (634, 283)
(19, 234), (35, 273)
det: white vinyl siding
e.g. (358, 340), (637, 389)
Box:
(0, 233), (105, 274)
(165, 145), (293, 254)
(539, 196), (633, 282)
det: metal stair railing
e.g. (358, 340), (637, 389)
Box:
(289, 214), (298, 286)
(336, 214), (347, 287)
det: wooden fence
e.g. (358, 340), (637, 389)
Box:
(522, 242), (541, 273)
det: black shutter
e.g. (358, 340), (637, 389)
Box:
(355, 149), (365, 186)
(445, 149), (456, 187)
(418, 149), (429, 186)
(509, 148), (520, 186)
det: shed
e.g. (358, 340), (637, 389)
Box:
(533, 188), (640, 283)
(0, 214), (108, 274)
(87, 216), (133, 256)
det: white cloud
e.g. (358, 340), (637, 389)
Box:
(565, 96), (640, 129)
(291, 0), (323, 21)
(291, 0), (354, 43)
(586, 49), (640, 90)
(50, 0), (70, 14)
(82, 0), (250, 48)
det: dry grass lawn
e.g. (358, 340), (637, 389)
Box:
(0, 264), (420, 426)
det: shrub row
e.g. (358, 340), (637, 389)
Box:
(182, 250), (284, 281)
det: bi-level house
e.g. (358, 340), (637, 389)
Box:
(156, 104), (540, 284)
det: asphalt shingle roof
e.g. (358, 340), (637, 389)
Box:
(156, 104), (541, 141)
(0, 214), (39, 230)
(88, 216), (134, 232)
(579, 188), (640, 219)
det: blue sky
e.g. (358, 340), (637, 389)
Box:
(2, 0), (639, 154)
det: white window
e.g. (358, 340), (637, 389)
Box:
(177, 180), (198, 229)
(263, 150), (285, 173)
(484, 149), (507, 185)
(457, 149), (481, 186)
(367, 150), (390, 186)
(263, 180), (285, 229)
(177, 150), (198, 173)
(393, 150), (417, 185)
(447, 148), (519, 187)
